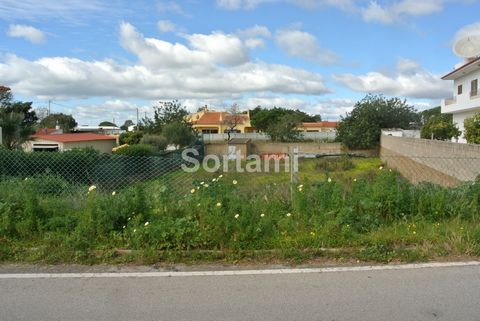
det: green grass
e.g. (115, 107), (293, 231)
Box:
(0, 157), (479, 265)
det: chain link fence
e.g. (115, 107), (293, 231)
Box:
(0, 144), (479, 197)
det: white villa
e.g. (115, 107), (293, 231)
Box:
(441, 57), (480, 143)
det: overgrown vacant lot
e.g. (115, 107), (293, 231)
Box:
(0, 157), (479, 265)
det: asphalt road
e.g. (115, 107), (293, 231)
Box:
(1, 263), (480, 321)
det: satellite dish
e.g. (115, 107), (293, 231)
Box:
(453, 23), (480, 58)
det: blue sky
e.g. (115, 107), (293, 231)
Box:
(0, 0), (479, 125)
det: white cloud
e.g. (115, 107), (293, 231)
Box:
(7, 24), (46, 44)
(0, 22), (331, 101)
(332, 58), (450, 99)
(361, 0), (444, 24)
(157, 20), (177, 33)
(275, 27), (339, 65)
(236, 25), (272, 49)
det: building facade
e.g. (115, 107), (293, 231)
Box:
(441, 57), (480, 143)
(24, 132), (117, 154)
(187, 109), (255, 134)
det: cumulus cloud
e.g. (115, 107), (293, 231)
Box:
(332, 58), (450, 99)
(236, 25), (272, 49)
(0, 22), (331, 101)
(275, 27), (340, 65)
(6, 24), (46, 44)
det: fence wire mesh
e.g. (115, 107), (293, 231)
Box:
(0, 146), (479, 198)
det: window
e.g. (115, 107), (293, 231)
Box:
(471, 79), (478, 97)
(458, 84), (463, 95)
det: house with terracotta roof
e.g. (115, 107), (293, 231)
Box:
(24, 130), (117, 154)
(187, 108), (255, 134)
(298, 121), (338, 133)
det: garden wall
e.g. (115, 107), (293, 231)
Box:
(204, 141), (344, 157)
(380, 135), (480, 186)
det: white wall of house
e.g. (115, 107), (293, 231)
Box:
(24, 139), (116, 154)
(441, 61), (480, 143)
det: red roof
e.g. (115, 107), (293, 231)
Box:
(301, 121), (338, 128)
(194, 112), (249, 125)
(32, 133), (116, 143)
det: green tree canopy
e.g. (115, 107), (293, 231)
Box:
(250, 107), (321, 132)
(464, 112), (480, 144)
(264, 114), (302, 142)
(143, 100), (189, 134)
(336, 94), (418, 149)
(120, 120), (135, 130)
(0, 87), (37, 149)
(99, 121), (117, 127)
(162, 121), (195, 148)
(40, 113), (77, 132)
(419, 107), (460, 141)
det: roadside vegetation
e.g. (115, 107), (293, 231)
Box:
(1, 157), (479, 265)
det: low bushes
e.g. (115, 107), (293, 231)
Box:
(0, 169), (479, 263)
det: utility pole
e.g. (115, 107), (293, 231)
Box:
(136, 108), (139, 131)
(48, 100), (51, 116)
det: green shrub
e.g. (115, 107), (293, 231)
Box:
(315, 156), (355, 172)
(464, 112), (480, 144)
(140, 134), (168, 151)
(119, 131), (143, 145)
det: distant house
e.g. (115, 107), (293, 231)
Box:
(24, 131), (117, 154)
(381, 128), (420, 139)
(75, 125), (123, 135)
(441, 57), (480, 143)
(187, 108), (255, 134)
(298, 122), (338, 133)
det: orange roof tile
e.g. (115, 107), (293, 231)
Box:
(301, 121), (338, 128)
(194, 112), (249, 125)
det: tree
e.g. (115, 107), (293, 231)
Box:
(162, 121), (195, 148)
(223, 103), (245, 140)
(99, 121), (117, 127)
(0, 87), (37, 150)
(40, 113), (77, 132)
(264, 114), (301, 142)
(119, 131), (144, 145)
(120, 120), (135, 130)
(250, 107), (321, 133)
(336, 94), (418, 149)
(420, 114), (460, 141)
(140, 134), (168, 151)
(144, 100), (189, 134)
(464, 111), (480, 144)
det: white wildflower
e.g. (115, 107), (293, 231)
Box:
(112, 191), (116, 196)
(232, 180), (238, 185)
(234, 214), (240, 219)
(144, 222), (149, 227)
